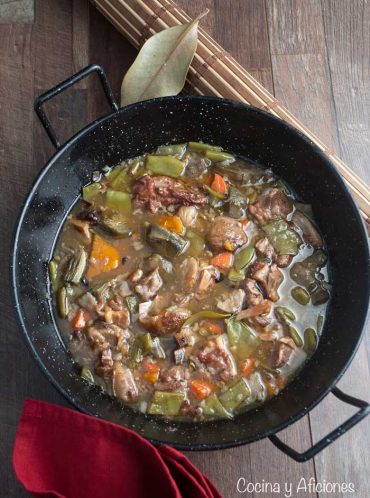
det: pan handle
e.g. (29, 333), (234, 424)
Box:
(269, 387), (370, 462)
(34, 64), (119, 149)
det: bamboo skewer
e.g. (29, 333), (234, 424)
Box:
(91, 0), (370, 221)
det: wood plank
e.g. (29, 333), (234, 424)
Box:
(267, 2), (370, 497)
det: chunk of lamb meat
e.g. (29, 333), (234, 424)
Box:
(197, 337), (237, 381)
(177, 206), (198, 227)
(291, 210), (323, 248)
(255, 236), (292, 268)
(180, 257), (199, 291)
(217, 288), (246, 313)
(95, 348), (114, 376)
(139, 307), (191, 335)
(197, 266), (219, 293)
(274, 254), (293, 268)
(244, 278), (263, 307)
(87, 321), (130, 352)
(112, 362), (138, 403)
(206, 216), (247, 253)
(236, 299), (272, 320)
(249, 261), (283, 302)
(134, 268), (163, 300)
(256, 340), (293, 369)
(133, 175), (208, 213)
(97, 296), (130, 329)
(78, 292), (97, 312)
(249, 188), (291, 224)
(155, 366), (186, 391)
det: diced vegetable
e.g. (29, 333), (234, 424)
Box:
(211, 173), (228, 194)
(263, 220), (302, 255)
(105, 190), (132, 214)
(72, 309), (90, 329)
(49, 259), (58, 291)
(148, 391), (185, 416)
(288, 325), (303, 347)
(228, 267), (245, 282)
(239, 357), (256, 378)
(182, 310), (230, 328)
(147, 224), (189, 257)
(188, 141), (222, 153)
(234, 243), (255, 271)
(219, 378), (250, 411)
(205, 150), (235, 162)
(155, 143), (186, 158)
(157, 215), (184, 234)
(303, 328), (318, 353)
(64, 248), (87, 284)
(185, 230), (205, 257)
(202, 320), (223, 335)
(110, 168), (131, 191)
(80, 366), (94, 384)
(86, 234), (120, 279)
(143, 371), (159, 384)
(291, 286), (310, 305)
(226, 318), (259, 359)
(200, 393), (233, 419)
(146, 155), (186, 177)
(189, 379), (215, 400)
(210, 252), (233, 269)
(101, 215), (131, 238)
(82, 183), (101, 204)
(105, 164), (124, 182)
(274, 306), (296, 323)
(57, 286), (69, 319)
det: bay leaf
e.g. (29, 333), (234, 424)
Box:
(120, 11), (208, 107)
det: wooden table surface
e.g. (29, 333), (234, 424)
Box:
(1, 1), (369, 496)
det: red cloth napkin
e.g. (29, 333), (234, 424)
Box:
(13, 399), (223, 498)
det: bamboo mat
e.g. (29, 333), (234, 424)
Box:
(91, 0), (370, 223)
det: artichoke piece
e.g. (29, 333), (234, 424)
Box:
(147, 224), (189, 257)
(100, 215), (131, 238)
(219, 379), (250, 412)
(64, 248), (87, 284)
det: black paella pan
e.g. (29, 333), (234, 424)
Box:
(11, 64), (370, 460)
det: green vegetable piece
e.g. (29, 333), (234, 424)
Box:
(49, 259), (58, 291)
(64, 248), (87, 284)
(126, 295), (139, 314)
(228, 267), (245, 282)
(263, 220), (301, 255)
(101, 216), (131, 238)
(183, 310), (230, 328)
(288, 326), (303, 347)
(275, 306), (296, 323)
(219, 379), (250, 412)
(188, 141), (222, 153)
(128, 158), (145, 177)
(226, 318), (259, 359)
(291, 286), (310, 305)
(147, 224), (189, 257)
(234, 243), (255, 271)
(105, 165), (124, 182)
(106, 190), (132, 214)
(142, 333), (154, 353)
(130, 337), (144, 364)
(81, 366), (94, 384)
(204, 184), (227, 199)
(57, 286), (69, 319)
(110, 168), (132, 191)
(82, 183), (101, 204)
(148, 391), (185, 416)
(200, 393), (233, 419)
(304, 327), (318, 353)
(204, 150), (235, 162)
(185, 230), (205, 257)
(155, 143), (186, 158)
(146, 155), (186, 177)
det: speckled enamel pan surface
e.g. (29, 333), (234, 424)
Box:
(11, 96), (370, 450)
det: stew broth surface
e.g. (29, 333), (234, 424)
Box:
(51, 142), (330, 421)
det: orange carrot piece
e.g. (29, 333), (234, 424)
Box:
(86, 234), (120, 279)
(210, 252), (233, 269)
(157, 214), (184, 234)
(189, 379), (215, 400)
(72, 309), (90, 329)
(239, 357), (256, 378)
(202, 320), (223, 335)
(143, 361), (161, 373)
(143, 371), (160, 384)
(211, 173), (228, 194)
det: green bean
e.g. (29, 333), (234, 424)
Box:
(155, 143), (186, 158)
(204, 150), (235, 162)
(228, 267), (245, 282)
(200, 393), (233, 419)
(110, 168), (132, 191)
(234, 243), (255, 271)
(275, 306), (296, 322)
(219, 379), (250, 412)
(57, 286), (69, 319)
(288, 326), (303, 347)
(82, 182), (101, 204)
(80, 366), (94, 384)
(304, 328), (317, 353)
(291, 286), (310, 305)
(146, 155), (186, 177)
(204, 184), (227, 199)
(148, 391), (185, 416)
(49, 259), (58, 291)
(182, 310), (230, 328)
(105, 190), (132, 214)
(187, 142), (222, 153)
